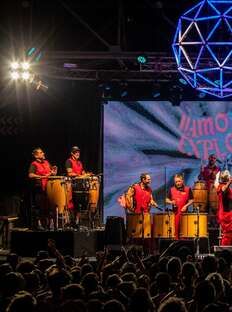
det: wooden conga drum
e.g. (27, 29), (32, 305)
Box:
(192, 181), (208, 212)
(208, 185), (219, 214)
(88, 176), (100, 213)
(46, 176), (67, 213)
(126, 213), (151, 238)
(180, 213), (208, 238)
(153, 213), (175, 238)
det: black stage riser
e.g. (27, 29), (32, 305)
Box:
(11, 230), (105, 257)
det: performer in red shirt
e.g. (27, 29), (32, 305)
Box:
(166, 174), (194, 239)
(199, 154), (220, 190)
(217, 170), (232, 246)
(125, 173), (158, 213)
(65, 146), (86, 227)
(28, 147), (57, 230)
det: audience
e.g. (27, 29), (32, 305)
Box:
(1, 239), (232, 312)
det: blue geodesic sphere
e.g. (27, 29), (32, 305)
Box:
(172, 0), (232, 98)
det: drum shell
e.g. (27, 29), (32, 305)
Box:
(153, 213), (175, 238)
(208, 185), (218, 214)
(71, 178), (90, 192)
(46, 178), (68, 213)
(179, 213), (208, 238)
(192, 181), (208, 212)
(126, 213), (151, 238)
(88, 176), (100, 213)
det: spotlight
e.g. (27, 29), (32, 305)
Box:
(21, 62), (30, 70)
(137, 54), (147, 64)
(10, 62), (19, 70)
(9, 57), (47, 91)
(11, 71), (20, 80)
(21, 71), (30, 80)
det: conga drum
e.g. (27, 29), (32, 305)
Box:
(88, 176), (100, 213)
(192, 181), (208, 212)
(153, 213), (175, 238)
(208, 185), (219, 214)
(126, 213), (151, 238)
(46, 176), (67, 213)
(179, 213), (208, 238)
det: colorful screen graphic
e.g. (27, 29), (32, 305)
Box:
(103, 101), (232, 219)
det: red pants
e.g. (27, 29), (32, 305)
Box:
(221, 233), (232, 246)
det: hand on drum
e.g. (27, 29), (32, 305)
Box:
(150, 200), (158, 208)
(181, 205), (187, 213)
(51, 166), (58, 175)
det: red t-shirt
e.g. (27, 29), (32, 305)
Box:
(133, 183), (152, 213)
(65, 158), (84, 175)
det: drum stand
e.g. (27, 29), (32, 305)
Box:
(167, 208), (172, 238)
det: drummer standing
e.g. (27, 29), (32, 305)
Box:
(199, 154), (220, 190)
(65, 146), (85, 227)
(166, 174), (194, 239)
(125, 173), (158, 213)
(28, 147), (57, 230)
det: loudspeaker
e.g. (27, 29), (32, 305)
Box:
(105, 216), (126, 245)
(11, 229), (105, 257)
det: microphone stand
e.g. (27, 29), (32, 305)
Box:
(195, 206), (200, 256)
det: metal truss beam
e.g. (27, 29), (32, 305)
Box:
(39, 51), (211, 81)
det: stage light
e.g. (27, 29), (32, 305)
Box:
(9, 57), (47, 91)
(198, 92), (206, 99)
(27, 47), (36, 56)
(137, 55), (147, 64)
(104, 84), (111, 91)
(119, 81), (128, 98)
(21, 71), (30, 80)
(21, 62), (30, 70)
(152, 91), (161, 98)
(11, 71), (20, 80)
(121, 90), (128, 97)
(179, 78), (187, 85)
(10, 62), (19, 70)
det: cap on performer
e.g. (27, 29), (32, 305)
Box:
(65, 146), (85, 177)
(65, 146), (86, 227)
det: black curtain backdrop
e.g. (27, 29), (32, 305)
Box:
(0, 80), (101, 214)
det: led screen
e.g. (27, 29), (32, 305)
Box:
(103, 101), (232, 219)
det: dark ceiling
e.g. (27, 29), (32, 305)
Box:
(0, 0), (199, 54)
